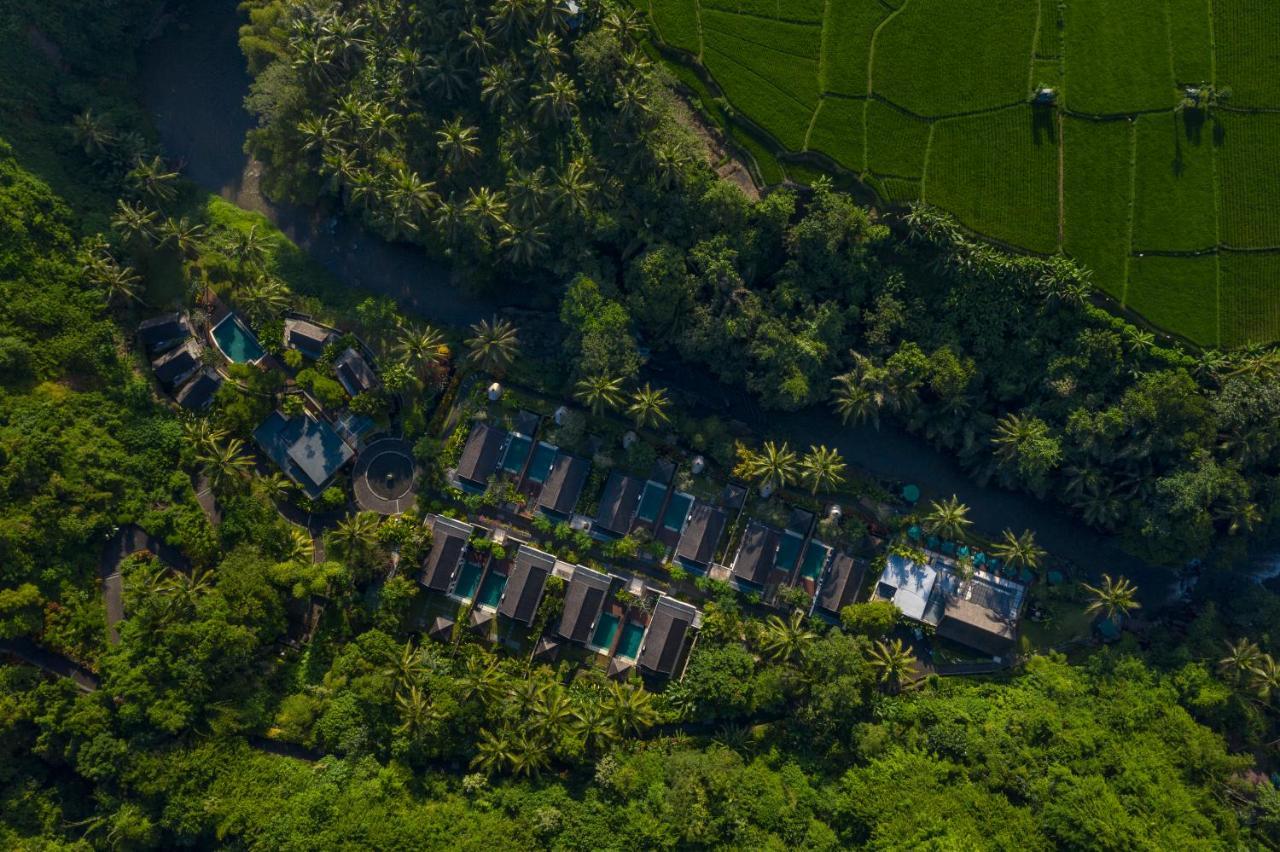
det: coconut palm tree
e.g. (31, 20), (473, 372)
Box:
(1218, 638), (1264, 684)
(458, 656), (505, 704)
(552, 158), (595, 218)
(867, 638), (917, 693)
(574, 374), (624, 415)
(387, 640), (428, 690)
(1214, 497), (1262, 536)
(531, 73), (578, 124)
(70, 110), (115, 159)
(464, 186), (509, 239)
(572, 700), (618, 755)
(283, 527), (315, 565)
(110, 200), (160, 250)
(799, 445), (846, 495)
(604, 682), (657, 738)
(1081, 574), (1141, 623)
(228, 224), (268, 273)
(923, 495), (972, 540)
(395, 323), (447, 378)
(991, 528), (1045, 573)
(197, 438), (254, 492)
(328, 512), (381, 564)
(436, 118), (481, 172)
(395, 684), (438, 738)
(465, 316), (520, 375)
(238, 275), (291, 326)
(532, 684), (575, 741)
(126, 155), (180, 204)
(1250, 654), (1280, 703)
(831, 376), (881, 429)
(471, 727), (516, 775)
(499, 221), (548, 265)
(627, 383), (671, 430)
(183, 419), (228, 457)
(509, 733), (551, 777)
(758, 609), (817, 664)
(734, 440), (798, 496)
(88, 258), (144, 308)
(160, 216), (206, 261)
(259, 472), (293, 503)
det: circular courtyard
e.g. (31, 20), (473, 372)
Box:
(353, 438), (419, 514)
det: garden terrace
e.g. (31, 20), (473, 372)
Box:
(418, 515), (474, 593)
(496, 544), (556, 626)
(137, 312), (191, 355)
(535, 452), (590, 518)
(637, 595), (700, 678)
(674, 503), (728, 572)
(283, 317), (335, 358)
(455, 422), (507, 491)
(253, 411), (355, 498)
(333, 347), (379, 397)
(556, 565), (615, 645)
(592, 471), (645, 538)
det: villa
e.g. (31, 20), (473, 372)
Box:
(174, 367), (222, 411)
(497, 544), (556, 626)
(812, 552), (864, 621)
(593, 471), (644, 538)
(674, 503), (727, 572)
(150, 339), (202, 390)
(253, 411), (355, 498)
(730, 521), (781, 590)
(419, 515), (474, 593)
(637, 595), (700, 678)
(334, 347), (379, 397)
(283, 317), (336, 358)
(536, 452), (590, 518)
(456, 422), (507, 491)
(556, 564), (614, 644)
(137, 312), (192, 355)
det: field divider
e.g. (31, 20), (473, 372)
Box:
(1121, 121), (1138, 306)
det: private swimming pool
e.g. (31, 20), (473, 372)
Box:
(801, 541), (831, 580)
(591, 612), (620, 651)
(616, 621), (646, 660)
(211, 314), (264, 363)
(661, 492), (694, 532)
(476, 571), (506, 609)
(453, 560), (483, 601)
(776, 531), (804, 573)
(501, 432), (532, 474)
(526, 442), (557, 483)
(636, 481), (666, 523)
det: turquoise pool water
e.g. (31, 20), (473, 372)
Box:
(501, 433), (532, 474)
(211, 314), (264, 363)
(453, 561), (483, 600)
(616, 621), (645, 660)
(526, 442), (557, 483)
(591, 612), (620, 650)
(662, 492), (693, 532)
(776, 532), (803, 573)
(801, 542), (831, 580)
(476, 571), (506, 608)
(636, 481), (666, 523)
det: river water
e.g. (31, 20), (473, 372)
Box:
(137, 0), (1176, 602)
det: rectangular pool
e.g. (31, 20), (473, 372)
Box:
(800, 541), (831, 580)
(661, 492), (694, 532)
(526, 442), (557, 483)
(616, 621), (646, 660)
(501, 433), (532, 474)
(636, 481), (667, 523)
(776, 531), (804, 573)
(475, 571), (507, 609)
(211, 314), (264, 363)
(591, 612), (620, 651)
(452, 560), (483, 600)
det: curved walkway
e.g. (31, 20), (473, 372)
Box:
(352, 438), (419, 515)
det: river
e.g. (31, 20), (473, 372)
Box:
(137, 0), (1176, 603)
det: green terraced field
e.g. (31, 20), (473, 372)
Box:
(641, 0), (1280, 347)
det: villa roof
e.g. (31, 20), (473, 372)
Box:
(815, 553), (863, 616)
(151, 339), (202, 389)
(874, 554), (940, 623)
(936, 594), (1016, 656)
(285, 417), (355, 494)
(675, 503), (727, 567)
(137, 312), (191, 354)
(420, 515), (473, 592)
(638, 596), (698, 676)
(593, 471), (644, 536)
(498, 545), (555, 625)
(731, 522), (780, 587)
(557, 565), (612, 644)
(174, 367), (222, 411)
(456, 422), (506, 486)
(334, 347), (379, 396)
(283, 318), (335, 354)
(537, 453), (589, 516)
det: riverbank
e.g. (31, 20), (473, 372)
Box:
(135, 2), (1175, 604)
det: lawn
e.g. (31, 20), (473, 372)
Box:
(818, 0), (887, 97)
(1219, 251), (1280, 347)
(1063, 0), (1175, 115)
(1217, 112), (1280, 249)
(1130, 112), (1219, 253)
(1062, 117), (1134, 300)
(924, 105), (1060, 253)
(806, 96), (866, 170)
(871, 0), (1039, 117)
(1125, 254), (1219, 346)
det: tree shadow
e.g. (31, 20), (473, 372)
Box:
(1030, 105), (1058, 145)
(1183, 107), (1205, 145)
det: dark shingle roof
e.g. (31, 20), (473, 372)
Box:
(556, 565), (612, 643)
(151, 340), (201, 389)
(936, 595), (1016, 656)
(138, 313), (191, 355)
(284, 318), (335, 354)
(285, 417), (355, 492)
(537, 453), (589, 516)
(593, 471), (644, 535)
(731, 523), (780, 587)
(174, 368), (222, 411)
(815, 553), (863, 616)
(334, 347), (379, 396)
(420, 516), (472, 591)
(675, 503), (727, 567)
(498, 545), (555, 625)
(638, 596), (698, 676)
(456, 423), (507, 486)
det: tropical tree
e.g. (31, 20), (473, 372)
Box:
(228, 223), (269, 273)
(799, 445), (846, 495)
(867, 637), (917, 693)
(1218, 638), (1264, 684)
(758, 609), (817, 664)
(509, 733), (550, 777)
(283, 527), (315, 565)
(572, 700), (618, 755)
(126, 155), (180, 204)
(70, 110), (115, 159)
(923, 494), (972, 540)
(990, 528), (1045, 573)
(328, 512), (381, 564)
(574, 374), (624, 415)
(238, 275), (291, 326)
(604, 681), (657, 738)
(1250, 654), (1280, 704)
(86, 256), (144, 308)
(183, 419), (228, 457)
(733, 440), (798, 496)
(627, 383), (671, 430)
(471, 727), (515, 775)
(197, 438), (254, 492)
(465, 316), (519, 375)
(458, 656), (505, 704)
(395, 684), (438, 738)
(387, 640), (428, 689)
(110, 200), (159, 250)
(436, 118), (481, 172)
(532, 684), (575, 741)
(259, 471), (293, 503)
(1081, 574), (1141, 623)
(395, 323), (447, 378)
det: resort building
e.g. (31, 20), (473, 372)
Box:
(637, 595), (700, 678)
(593, 471), (644, 538)
(535, 452), (589, 518)
(137, 312), (191, 356)
(418, 515), (474, 593)
(334, 347), (379, 397)
(497, 544), (556, 626)
(150, 339), (202, 390)
(730, 521), (781, 590)
(174, 367), (222, 412)
(253, 411), (356, 498)
(283, 318), (336, 358)
(674, 503), (727, 572)
(455, 422), (507, 491)
(812, 553), (864, 621)
(556, 564), (614, 644)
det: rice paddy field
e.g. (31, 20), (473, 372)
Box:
(640, 0), (1280, 348)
